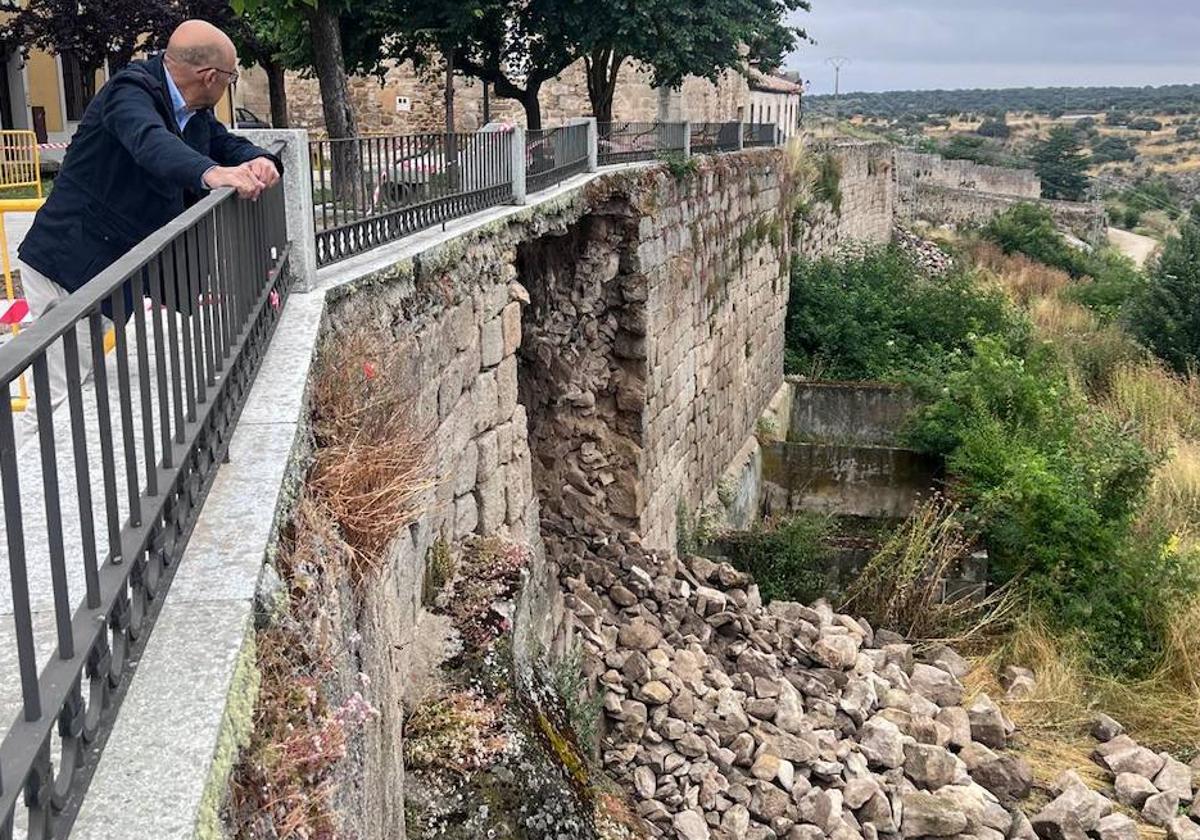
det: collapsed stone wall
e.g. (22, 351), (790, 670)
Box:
(894, 150), (1041, 203)
(266, 143), (902, 838)
(902, 182), (1108, 244)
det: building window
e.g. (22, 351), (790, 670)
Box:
(61, 51), (96, 122)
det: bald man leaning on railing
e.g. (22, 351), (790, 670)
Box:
(15, 19), (282, 435)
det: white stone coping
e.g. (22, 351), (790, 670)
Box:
(68, 165), (619, 839)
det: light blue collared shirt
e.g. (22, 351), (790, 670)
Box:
(164, 65), (216, 188)
(163, 68), (195, 133)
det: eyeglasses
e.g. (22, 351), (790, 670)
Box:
(200, 67), (240, 85)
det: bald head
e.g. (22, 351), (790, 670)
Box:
(166, 20), (236, 71)
(164, 20), (238, 109)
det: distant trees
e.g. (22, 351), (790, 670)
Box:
(805, 85), (1200, 123)
(976, 117), (1011, 139)
(1128, 117), (1164, 133)
(1032, 127), (1090, 201)
(1089, 135), (1136, 164)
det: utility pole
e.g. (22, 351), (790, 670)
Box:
(827, 56), (850, 130)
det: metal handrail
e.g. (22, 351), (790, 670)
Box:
(0, 140), (291, 836)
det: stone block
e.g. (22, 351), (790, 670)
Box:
(450, 301), (475, 351)
(496, 355), (518, 422)
(480, 316), (504, 368)
(501, 302), (523, 356)
(454, 435), (480, 497)
(477, 465), (508, 533)
(477, 429), (500, 476)
(473, 370), (499, 434)
(454, 493), (479, 538)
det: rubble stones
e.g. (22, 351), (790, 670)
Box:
(1168, 817), (1200, 840)
(1156, 754), (1195, 803)
(1031, 783), (1102, 840)
(1142, 791), (1180, 828)
(901, 791), (969, 837)
(1091, 714), (1125, 742)
(1113, 772), (1158, 808)
(1097, 813), (1139, 840)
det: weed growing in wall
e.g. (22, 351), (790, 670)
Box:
(656, 151), (699, 181)
(814, 153), (843, 214)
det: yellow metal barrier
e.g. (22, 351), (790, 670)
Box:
(0, 131), (42, 198)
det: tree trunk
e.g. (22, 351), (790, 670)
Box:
(444, 55), (458, 191)
(265, 59), (289, 128)
(522, 87), (543, 131)
(307, 3), (360, 208)
(308, 4), (357, 139)
(585, 48), (623, 124)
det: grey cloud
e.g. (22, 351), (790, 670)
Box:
(786, 0), (1200, 93)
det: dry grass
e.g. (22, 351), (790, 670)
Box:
(1101, 362), (1200, 452)
(972, 243), (1072, 307)
(841, 497), (1020, 644)
(969, 610), (1200, 756)
(309, 329), (434, 583)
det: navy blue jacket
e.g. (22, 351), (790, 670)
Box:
(19, 55), (281, 306)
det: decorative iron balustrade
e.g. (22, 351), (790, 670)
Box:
(310, 129), (514, 267)
(743, 123), (779, 148)
(525, 123), (590, 194)
(0, 143), (290, 838)
(689, 121), (742, 154)
(596, 121), (687, 166)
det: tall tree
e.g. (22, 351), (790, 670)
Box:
(2, 0), (178, 89)
(1129, 219), (1200, 374)
(581, 0), (810, 123)
(375, 0), (581, 130)
(1031, 126), (1090, 202)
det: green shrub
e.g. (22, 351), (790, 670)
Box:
(1062, 248), (1145, 321)
(785, 245), (1027, 380)
(904, 337), (1178, 673)
(658, 151), (698, 180)
(982, 204), (1091, 277)
(1128, 220), (1200, 374)
(717, 514), (835, 604)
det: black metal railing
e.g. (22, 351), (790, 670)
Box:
(690, 121), (742, 154)
(0, 144), (290, 837)
(743, 122), (778, 148)
(526, 123), (590, 193)
(597, 121), (687, 166)
(310, 129), (514, 266)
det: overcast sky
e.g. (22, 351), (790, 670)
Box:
(785, 0), (1200, 95)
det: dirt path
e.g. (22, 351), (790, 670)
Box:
(1107, 226), (1159, 267)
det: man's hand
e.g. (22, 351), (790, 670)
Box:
(203, 164), (266, 200)
(245, 156), (281, 190)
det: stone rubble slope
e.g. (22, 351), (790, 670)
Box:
(557, 534), (1037, 840)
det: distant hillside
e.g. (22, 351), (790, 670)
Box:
(807, 84), (1200, 119)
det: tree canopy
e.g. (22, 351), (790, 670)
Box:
(1032, 126), (1090, 202)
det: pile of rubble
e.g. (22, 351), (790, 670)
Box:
(558, 532), (1038, 840)
(894, 227), (954, 276)
(1029, 715), (1200, 840)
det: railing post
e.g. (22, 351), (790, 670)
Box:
(584, 117), (598, 172)
(683, 121), (692, 158)
(236, 128), (317, 291)
(737, 122), (745, 152)
(511, 125), (527, 206)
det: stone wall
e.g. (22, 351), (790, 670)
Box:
(795, 141), (897, 259)
(239, 58), (749, 135)
(904, 182), (1108, 244)
(895, 149), (1042, 202)
(637, 153), (793, 549)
